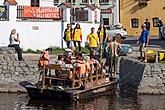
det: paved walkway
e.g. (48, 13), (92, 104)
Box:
(1, 36), (164, 62)
(122, 36), (165, 59)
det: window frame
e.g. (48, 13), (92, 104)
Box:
(82, 0), (88, 3)
(74, 8), (88, 21)
(131, 18), (139, 28)
(152, 17), (159, 27)
(54, 0), (59, 3)
(31, 0), (40, 7)
(66, 0), (76, 3)
(100, 0), (110, 3)
(103, 18), (109, 25)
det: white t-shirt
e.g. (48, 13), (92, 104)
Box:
(9, 34), (19, 45)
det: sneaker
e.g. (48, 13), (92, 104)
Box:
(137, 57), (141, 60)
(143, 60), (147, 63)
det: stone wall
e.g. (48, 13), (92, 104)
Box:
(119, 57), (165, 94)
(0, 60), (38, 92)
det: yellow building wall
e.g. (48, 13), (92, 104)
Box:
(120, 0), (165, 36)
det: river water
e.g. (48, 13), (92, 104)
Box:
(0, 93), (165, 110)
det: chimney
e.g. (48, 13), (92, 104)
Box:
(96, 0), (100, 7)
(88, 0), (92, 5)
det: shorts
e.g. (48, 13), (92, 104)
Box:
(139, 43), (146, 52)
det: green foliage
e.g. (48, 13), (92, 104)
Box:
(51, 47), (64, 54)
(160, 61), (165, 64)
(23, 49), (39, 54)
(23, 47), (90, 55)
(81, 47), (90, 54)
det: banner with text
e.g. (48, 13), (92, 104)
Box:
(0, 6), (8, 20)
(23, 6), (61, 19)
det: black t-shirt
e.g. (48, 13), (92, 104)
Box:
(144, 21), (150, 31)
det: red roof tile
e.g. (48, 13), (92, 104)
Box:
(5, 0), (18, 5)
(58, 2), (71, 8)
(84, 4), (100, 10)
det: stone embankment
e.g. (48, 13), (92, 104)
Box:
(0, 47), (38, 92)
(0, 61), (38, 92)
(119, 57), (165, 94)
(0, 47), (165, 94)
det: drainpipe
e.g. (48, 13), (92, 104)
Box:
(61, 19), (64, 49)
(96, 0), (100, 7)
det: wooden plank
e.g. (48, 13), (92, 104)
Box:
(46, 64), (62, 70)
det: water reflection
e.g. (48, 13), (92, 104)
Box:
(0, 93), (165, 110)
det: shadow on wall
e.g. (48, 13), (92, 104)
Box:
(122, 0), (137, 9)
(119, 58), (145, 94)
(129, 3), (147, 14)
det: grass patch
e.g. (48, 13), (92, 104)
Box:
(52, 47), (64, 54)
(160, 61), (165, 64)
(23, 47), (90, 55)
(23, 49), (41, 54)
(81, 47), (90, 54)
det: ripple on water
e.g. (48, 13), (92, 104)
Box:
(0, 93), (165, 110)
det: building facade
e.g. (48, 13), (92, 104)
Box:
(0, 0), (102, 50)
(120, 0), (165, 36)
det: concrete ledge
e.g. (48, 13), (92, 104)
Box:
(119, 57), (165, 94)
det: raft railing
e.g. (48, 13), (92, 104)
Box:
(41, 63), (106, 91)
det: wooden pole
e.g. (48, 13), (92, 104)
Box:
(99, 35), (104, 78)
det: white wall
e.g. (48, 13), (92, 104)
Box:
(0, 1), (4, 4)
(16, 0), (31, 6)
(95, 8), (100, 23)
(0, 6), (62, 50)
(40, 0), (54, 7)
(113, 0), (119, 25)
(0, 21), (62, 50)
(0, 5), (100, 50)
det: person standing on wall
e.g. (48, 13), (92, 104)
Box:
(137, 24), (150, 63)
(106, 35), (121, 77)
(72, 23), (82, 52)
(63, 24), (73, 48)
(97, 23), (107, 44)
(158, 18), (163, 39)
(86, 27), (99, 52)
(144, 18), (150, 31)
(8, 29), (24, 61)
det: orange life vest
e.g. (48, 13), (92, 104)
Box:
(76, 60), (86, 75)
(38, 51), (50, 67)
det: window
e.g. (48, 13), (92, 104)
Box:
(54, 0), (59, 4)
(152, 17), (159, 27)
(100, 0), (109, 3)
(31, 0), (39, 7)
(131, 18), (139, 28)
(66, 0), (75, 3)
(82, 0), (87, 3)
(103, 18), (109, 25)
(75, 8), (88, 21)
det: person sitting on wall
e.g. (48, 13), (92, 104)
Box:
(8, 29), (24, 61)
